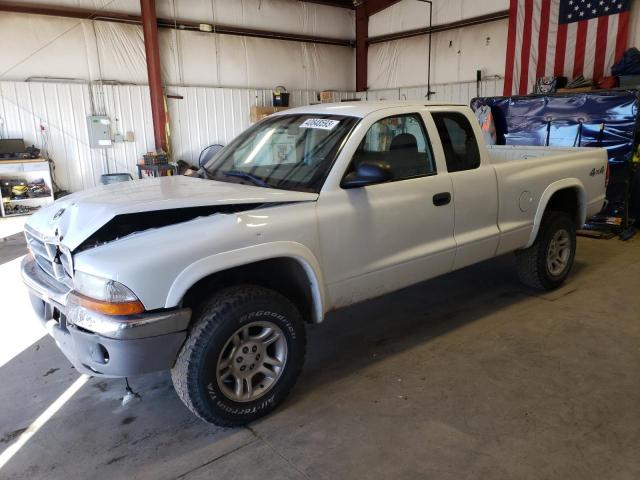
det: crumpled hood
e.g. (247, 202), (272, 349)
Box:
(25, 176), (318, 251)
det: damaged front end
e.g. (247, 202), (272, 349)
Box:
(21, 249), (192, 377)
(21, 203), (267, 378)
(20, 176), (319, 377)
(75, 203), (271, 252)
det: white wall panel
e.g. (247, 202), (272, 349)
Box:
(93, 84), (156, 178)
(156, 0), (355, 40)
(1, 1), (139, 14)
(0, 9), (355, 91)
(362, 77), (504, 105)
(0, 81), (100, 192)
(94, 21), (148, 84)
(369, 0), (509, 37)
(95, 23), (355, 89)
(368, 19), (509, 90)
(426, 78), (505, 103)
(0, 80), (355, 192)
(0, 77), (495, 195)
(0, 14), (93, 82)
(167, 86), (356, 164)
(367, 0), (640, 91)
(2, 0), (355, 39)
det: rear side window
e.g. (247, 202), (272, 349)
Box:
(432, 112), (481, 173)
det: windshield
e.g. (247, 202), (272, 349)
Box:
(201, 114), (359, 193)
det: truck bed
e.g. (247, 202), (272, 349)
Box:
(486, 144), (601, 164)
(487, 144), (608, 255)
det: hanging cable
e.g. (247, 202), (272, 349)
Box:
(171, 0), (184, 86)
(211, 0), (221, 86)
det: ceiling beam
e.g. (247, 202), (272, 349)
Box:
(0, 1), (354, 47)
(368, 10), (510, 44)
(298, 0), (354, 9)
(364, 0), (403, 17)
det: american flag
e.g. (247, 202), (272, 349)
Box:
(503, 0), (631, 96)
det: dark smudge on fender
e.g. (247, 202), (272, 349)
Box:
(74, 202), (298, 252)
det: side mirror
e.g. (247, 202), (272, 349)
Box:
(198, 144), (224, 167)
(341, 160), (393, 189)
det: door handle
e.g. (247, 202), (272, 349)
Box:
(433, 192), (451, 206)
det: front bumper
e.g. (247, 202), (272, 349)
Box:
(21, 256), (191, 377)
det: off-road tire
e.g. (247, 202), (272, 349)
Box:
(516, 211), (576, 291)
(171, 285), (306, 427)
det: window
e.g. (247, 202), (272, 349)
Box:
(431, 112), (481, 173)
(349, 114), (436, 181)
(202, 114), (359, 193)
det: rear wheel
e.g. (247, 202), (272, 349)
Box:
(171, 285), (306, 426)
(516, 211), (576, 290)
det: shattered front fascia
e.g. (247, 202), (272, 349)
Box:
(74, 203), (278, 253)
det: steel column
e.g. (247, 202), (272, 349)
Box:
(140, 0), (166, 152)
(355, 3), (368, 92)
(354, 0), (416, 92)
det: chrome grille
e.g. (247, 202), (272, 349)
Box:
(24, 226), (73, 288)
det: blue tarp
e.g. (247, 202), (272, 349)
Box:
(471, 90), (639, 164)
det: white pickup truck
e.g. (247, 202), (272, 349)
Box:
(21, 102), (607, 426)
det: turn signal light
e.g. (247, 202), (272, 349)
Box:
(70, 292), (145, 316)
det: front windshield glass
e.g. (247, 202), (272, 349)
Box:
(202, 114), (359, 193)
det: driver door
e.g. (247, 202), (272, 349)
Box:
(316, 112), (456, 309)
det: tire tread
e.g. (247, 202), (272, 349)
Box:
(516, 211), (576, 291)
(171, 285), (305, 427)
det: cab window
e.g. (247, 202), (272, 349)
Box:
(349, 114), (436, 181)
(431, 112), (481, 172)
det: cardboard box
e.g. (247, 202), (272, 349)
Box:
(320, 90), (338, 103)
(250, 106), (289, 123)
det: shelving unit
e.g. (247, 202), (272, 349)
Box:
(0, 159), (54, 218)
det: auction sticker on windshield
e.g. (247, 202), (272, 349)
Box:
(300, 118), (340, 130)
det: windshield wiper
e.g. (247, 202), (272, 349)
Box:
(223, 170), (272, 188)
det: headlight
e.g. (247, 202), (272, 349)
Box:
(70, 271), (144, 316)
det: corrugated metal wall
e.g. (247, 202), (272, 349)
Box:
(94, 84), (156, 181)
(0, 81), (355, 192)
(0, 81), (156, 192)
(0, 81), (101, 193)
(361, 78), (505, 104)
(168, 87), (356, 165)
(0, 78), (498, 193)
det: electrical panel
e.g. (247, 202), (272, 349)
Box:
(87, 115), (112, 148)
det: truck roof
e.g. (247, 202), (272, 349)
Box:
(273, 101), (466, 119)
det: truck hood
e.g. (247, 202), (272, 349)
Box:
(25, 176), (318, 251)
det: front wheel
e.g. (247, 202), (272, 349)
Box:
(516, 211), (577, 290)
(171, 285), (306, 426)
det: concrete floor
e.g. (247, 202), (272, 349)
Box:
(1, 224), (639, 480)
